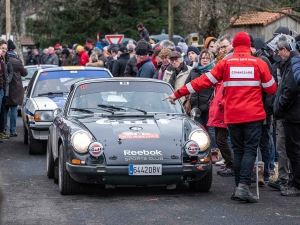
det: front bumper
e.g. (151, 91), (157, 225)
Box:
(30, 123), (51, 140)
(66, 163), (212, 185)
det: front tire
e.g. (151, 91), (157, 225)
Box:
(28, 127), (45, 155)
(46, 140), (54, 178)
(23, 124), (28, 144)
(189, 168), (213, 192)
(58, 144), (80, 195)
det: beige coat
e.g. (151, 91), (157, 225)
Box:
(163, 64), (192, 103)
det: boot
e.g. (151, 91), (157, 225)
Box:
(253, 161), (265, 186)
(234, 183), (258, 203)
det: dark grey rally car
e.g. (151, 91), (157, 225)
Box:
(47, 78), (212, 195)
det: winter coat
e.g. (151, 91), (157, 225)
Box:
(112, 53), (130, 77)
(45, 53), (59, 65)
(98, 54), (108, 68)
(5, 54), (28, 105)
(292, 54), (300, 86)
(33, 55), (41, 65)
(174, 46), (277, 124)
(62, 54), (73, 66)
(78, 51), (89, 66)
(124, 55), (138, 77)
(25, 51), (34, 65)
(0, 56), (7, 90)
(86, 60), (104, 67)
(41, 53), (48, 64)
(72, 54), (79, 65)
(136, 57), (155, 78)
(207, 82), (227, 128)
(57, 53), (63, 66)
(274, 51), (300, 123)
(184, 69), (214, 113)
(140, 28), (150, 42)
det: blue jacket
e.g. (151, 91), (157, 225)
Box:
(136, 58), (155, 78)
(292, 54), (300, 86)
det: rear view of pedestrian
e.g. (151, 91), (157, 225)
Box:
(61, 48), (73, 66)
(86, 53), (104, 67)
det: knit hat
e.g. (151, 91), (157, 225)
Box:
(204, 37), (217, 49)
(248, 35), (255, 48)
(119, 46), (128, 53)
(54, 43), (61, 49)
(187, 46), (200, 55)
(135, 40), (148, 56)
(253, 37), (265, 50)
(175, 46), (182, 54)
(7, 39), (16, 51)
(177, 41), (188, 54)
(76, 45), (84, 51)
(62, 48), (70, 57)
(274, 26), (291, 36)
(232, 32), (250, 48)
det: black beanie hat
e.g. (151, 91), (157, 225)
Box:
(135, 40), (148, 56)
(8, 39), (16, 51)
(273, 26), (291, 36)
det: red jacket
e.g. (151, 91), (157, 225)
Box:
(78, 51), (89, 66)
(174, 46), (277, 124)
(207, 81), (227, 128)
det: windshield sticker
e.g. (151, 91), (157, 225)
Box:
(80, 84), (87, 90)
(119, 132), (159, 139)
(42, 72), (48, 76)
(96, 118), (170, 125)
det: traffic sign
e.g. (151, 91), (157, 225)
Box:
(105, 34), (124, 45)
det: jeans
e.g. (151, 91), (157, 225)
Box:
(0, 89), (3, 112)
(197, 111), (217, 148)
(4, 105), (18, 134)
(228, 120), (262, 186)
(259, 124), (271, 179)
(283, 122), (300, 189)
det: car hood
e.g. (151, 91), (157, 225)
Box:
(74, 114), (188, 165)
(33, 95), (67, 110)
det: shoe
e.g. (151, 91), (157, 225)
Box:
(268, 179), (288, 190)
(217, 168), (227, 175)
(219, 168), (234, 177)
(234, 185), (258, 203)
(0, 132), (9, 139)
(281, 186), (300, 197)
(10, 133), (18, 137)
(215, 158), (225, 166)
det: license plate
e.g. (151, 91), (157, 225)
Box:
(128, 164), (162, 176)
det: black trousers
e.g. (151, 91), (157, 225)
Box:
(215, 127), (233, 168)
(283, 122), (300, 189)
(0, 102), (4, 132)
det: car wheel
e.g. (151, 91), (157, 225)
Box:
(58, 144), (80, 195)
(189, 168), (213, 192)
(23, 124), (28, 144)
(28, 127), (45, 155)
(46, 140), (54, 179)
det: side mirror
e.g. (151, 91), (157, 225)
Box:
(53, 108), (63, 120)
(190, 108), (201, 121)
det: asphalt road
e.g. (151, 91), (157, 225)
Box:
(0, 117), (299, 225)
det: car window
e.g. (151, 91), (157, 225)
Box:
(25, 71), (38, 98)
(69, 81), (183, 115)
(22, 68), (36, 80)
(31, 70), (111, 98)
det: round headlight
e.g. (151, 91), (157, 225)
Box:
(189, 130), (210, 152)
(71, 131), (92, 153)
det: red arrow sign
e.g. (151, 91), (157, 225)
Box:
(105, 35), (124, 45)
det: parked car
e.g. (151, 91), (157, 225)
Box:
(21, 66), (112, 155)
(46, 78), (212, 195)
(149, 30), (184, 45)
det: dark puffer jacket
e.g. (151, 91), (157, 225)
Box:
(184, 69), (214, 113)
(124, 55), (138, 77)
(274, 51), (300, 123)
(112, 53), (130, 77)
(5, 54), (28, 105)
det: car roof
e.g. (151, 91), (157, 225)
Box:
(72, 77), (172, 88)
(39, 66), (111, 73)
(25, 65), (58, 68)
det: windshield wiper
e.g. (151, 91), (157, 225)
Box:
(70, 108), (94, 114)
(97, 104), (147, 115)
(38, 91), (67, 96)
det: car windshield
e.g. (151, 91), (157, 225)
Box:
(31, 70), (111, 97)
(69, 81), (184, 115)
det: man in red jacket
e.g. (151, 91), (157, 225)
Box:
(76, 45), (89, 66)
(163, 31), (277, 203)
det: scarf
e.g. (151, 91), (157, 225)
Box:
(168, 62), (185, 89)
(136, 55), (149, 68)
(157, 64), (168, 80)
(7, 51), (18, 58)
(195, 60), (215, 74)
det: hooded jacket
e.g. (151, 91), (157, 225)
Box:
(274, 51), (300, 123)
(78, 50), (89, 66)
(292, 54), (300, 86)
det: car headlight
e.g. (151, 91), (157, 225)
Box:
(189, 129), (210, 152)
(34, 110), (53, 122)
(71, 131), (92, 153)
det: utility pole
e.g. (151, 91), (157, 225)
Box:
(168, 0), (173, 41)
(6, 0), (11, 40)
